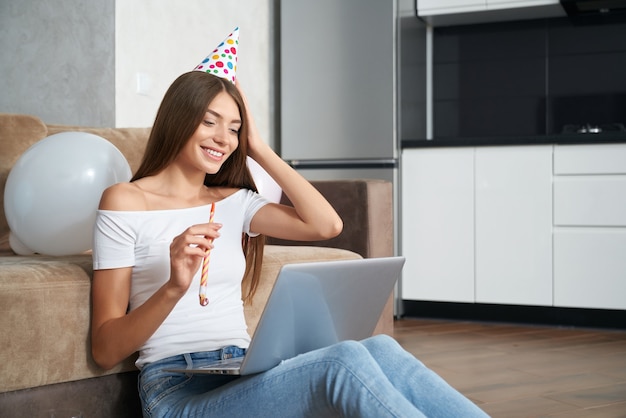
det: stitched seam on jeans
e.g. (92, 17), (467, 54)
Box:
(145, 375), (193, 414)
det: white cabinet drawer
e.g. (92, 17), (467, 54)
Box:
(554, 176), (626, 226)
(554, 144), (626, 175)
(554, 229), (626, 310)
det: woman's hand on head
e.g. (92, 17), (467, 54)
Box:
(167, 222), (221, 296)
(234, 80), (267, 159)
(234, 80), (342, 242)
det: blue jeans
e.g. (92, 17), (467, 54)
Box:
(139, 334), (489, 417)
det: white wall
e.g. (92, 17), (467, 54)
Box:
(0, 0), (274, 145)
(115, 0), (273, 144)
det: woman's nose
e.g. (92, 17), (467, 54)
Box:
(213, 124), (227, 143)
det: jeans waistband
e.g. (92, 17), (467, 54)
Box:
(182, 346), (247, 369)
(143, 346), (247, 373)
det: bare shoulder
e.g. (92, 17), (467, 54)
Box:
(217, 187), (243, 200)
(98, 182), (147, 211)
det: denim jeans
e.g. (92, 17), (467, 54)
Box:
(139, 334), (489, 417)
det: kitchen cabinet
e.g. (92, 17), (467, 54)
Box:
(401, 148), (475, 302)
(488, 0), (559, 7)
(553, 144), (626, 310)
(417, 0), (564, 26)
(418, 0), (559, 13)
(475, 146), (553, 306)
(402, 143), (626, 311)
(418, 0), (485, 15)
(554, 144), (626, 175)
(554, 177), (626, 226)
(401, 146), (552, 305)
(554, 230), (626, 310)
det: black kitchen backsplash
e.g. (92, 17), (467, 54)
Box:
(433, 16), (626, 139)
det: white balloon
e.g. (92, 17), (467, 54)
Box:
(8, 231), (35, 255)
(247, 156), (282, 203)
(4, 132), (132, 256)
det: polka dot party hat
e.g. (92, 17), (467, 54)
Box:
(193, 27), (239, 84)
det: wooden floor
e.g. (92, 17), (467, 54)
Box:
(393, 317), (626, 417)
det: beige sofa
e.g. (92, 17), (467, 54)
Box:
(0, 113), (395, 417)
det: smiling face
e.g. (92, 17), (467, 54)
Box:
(132, 72), (252, 188)
(177, 91), (242, 175)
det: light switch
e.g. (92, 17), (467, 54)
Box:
(136, 72), (152, 96)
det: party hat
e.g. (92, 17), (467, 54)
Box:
(193, 27), (239, 84)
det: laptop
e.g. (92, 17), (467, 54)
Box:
(166, 256), (405, 376)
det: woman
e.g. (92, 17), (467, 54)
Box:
(91, 71), (488, 417)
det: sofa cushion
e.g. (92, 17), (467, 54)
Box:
(0, 254), (136, 393)
(0, 113), (49, 252)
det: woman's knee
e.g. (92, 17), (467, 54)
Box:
(326, 339), (372, 362)
(361, 334), (401, 352)
(324, 337), (402, 369)
(317, 340), (390, 374)
(361, 334), (427, 368)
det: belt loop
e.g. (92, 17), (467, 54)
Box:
(184, 353), (193, 369)
(221, 347), (230, 360)
(221, 346), (238, 360)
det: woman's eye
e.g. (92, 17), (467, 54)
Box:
(203, 120), (215, 126)
(230, 128), (240, 134)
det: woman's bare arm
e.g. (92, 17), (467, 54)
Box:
(237, 83), (343, 241)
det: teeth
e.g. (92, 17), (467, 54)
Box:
(204, 148), (223, 157)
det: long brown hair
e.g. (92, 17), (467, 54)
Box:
(132, 71), (265, 304)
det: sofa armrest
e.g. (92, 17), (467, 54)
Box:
(267, 179), (394, 258)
